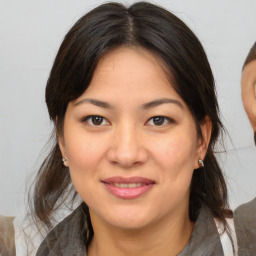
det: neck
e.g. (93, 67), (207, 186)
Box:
(87, 210), (194, 256)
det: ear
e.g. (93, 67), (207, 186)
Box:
(58, 134), (66, 158)
(194, 116), (212, 169)
(58, 136), (69, 167)
(55, 116), (66, 159)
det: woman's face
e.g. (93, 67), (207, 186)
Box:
(241, 60), (256, 131)
(60, 47), (210, 229)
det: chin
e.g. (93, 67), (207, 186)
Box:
(109, 216), (152, 230)
(100, 207), (157, 230)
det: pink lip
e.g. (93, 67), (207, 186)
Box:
(101, 176), (155, 199)
(102, 176), (154, 184)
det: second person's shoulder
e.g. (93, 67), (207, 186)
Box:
(234, 198), (256, 220)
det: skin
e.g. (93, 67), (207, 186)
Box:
(59, 47), (212, 256)
(241, 60), (256, 131)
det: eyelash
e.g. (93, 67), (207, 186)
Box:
(146, 116), (175, 126)
(81, 115), (175, 127)
(81, 115), (110, 126)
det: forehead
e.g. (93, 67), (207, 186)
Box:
(83, 47), (178, 99)
(242, 60), (256, 80)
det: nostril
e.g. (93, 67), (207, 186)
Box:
(106, 141), (148, 167)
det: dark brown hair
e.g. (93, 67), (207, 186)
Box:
(30, 1), (229, 246)
(242, 42), (256, 70)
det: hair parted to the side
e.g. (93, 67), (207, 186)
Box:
(30, 1), (230, 245)
(242, 42), (256, 70)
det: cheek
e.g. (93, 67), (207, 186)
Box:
(64, 130), (108, 173)
(149, 129), (198, 194)
(64, 132), (109, 201)
(152, 131), (197, 167)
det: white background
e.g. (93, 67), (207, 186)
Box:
(0, 0), (255, 216)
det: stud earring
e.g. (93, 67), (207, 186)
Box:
(62, 158), (68, 167)
(198, 159), (204, 168)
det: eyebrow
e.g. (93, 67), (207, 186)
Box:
(74, 98), (112, 108)
(142, 98), (184, 110)
(73, 97), (184, 110)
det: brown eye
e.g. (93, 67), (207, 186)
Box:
(83, 115), (109, 126)
(91, 116), (104, 125)
(146, 116), (174, 126)
(152, 116), (165, 126)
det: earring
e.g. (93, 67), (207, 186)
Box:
(198, 159), (204, 168)
(62, 158), (68, 167)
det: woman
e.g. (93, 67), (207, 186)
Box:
(241, 42), (256, 145)
(27, 2), (235, 255)
(234, 42), (256, 256)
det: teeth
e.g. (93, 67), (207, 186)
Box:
(112, 183), (144, 188)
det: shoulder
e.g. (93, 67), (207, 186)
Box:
(36, 203), (87, 256)
(179, 205), (225, 256)
(0, 215), (15, 256)
(234, 198), (256, 223)
(234, 198), (256, 256)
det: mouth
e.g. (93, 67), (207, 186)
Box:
(106, 183), (148, 188)
(101, 177), (155, 199)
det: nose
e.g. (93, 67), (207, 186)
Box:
(106, 124), (148, 168)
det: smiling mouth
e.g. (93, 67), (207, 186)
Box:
(101, 177), (155, 199)
(106, 182), (148, 188)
